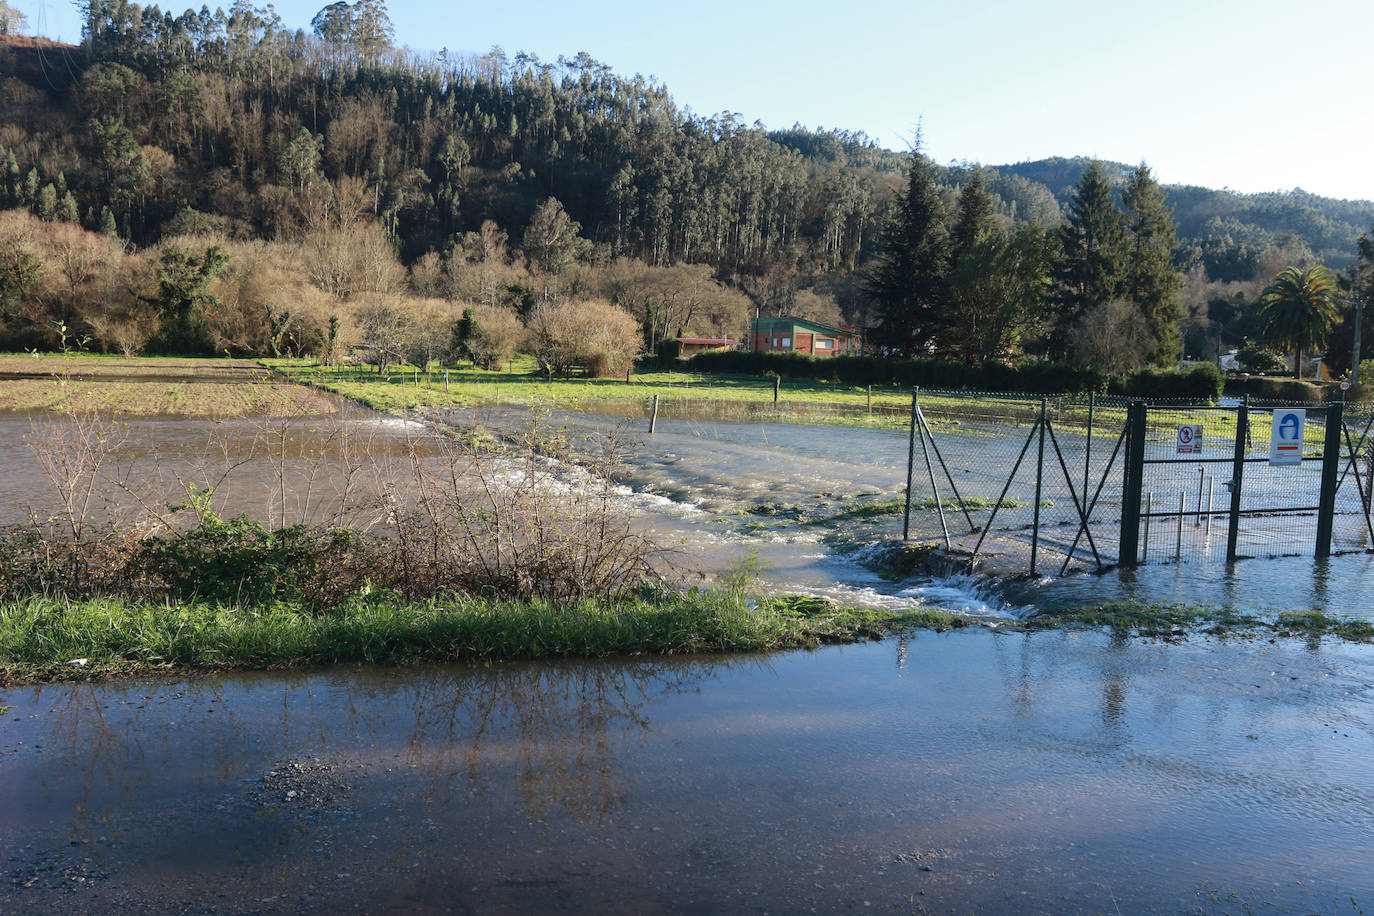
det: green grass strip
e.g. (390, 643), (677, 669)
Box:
(0, 591), (973, 684)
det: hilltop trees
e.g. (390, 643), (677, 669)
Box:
(7, 0), (1347, 373)
(0, 1), (26, 34)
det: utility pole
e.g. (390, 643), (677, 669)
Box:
(1352, 294), (1364, 386)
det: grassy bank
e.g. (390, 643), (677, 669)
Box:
(0, 592), (969, 684)
(6, 592), (1372, 685)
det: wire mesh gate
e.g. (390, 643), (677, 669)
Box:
(899, 390), (1131, 575)
(899, 391), (1374, 575)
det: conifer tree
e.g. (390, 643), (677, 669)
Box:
(949, 169), (997, 264)
(864, 145), (949, 355)
(1121, 163), (1183, 366)
(1051, 161), (1126, 359)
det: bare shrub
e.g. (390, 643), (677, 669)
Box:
(1, 409), (665, 608)
(1070, 300), (1152, 373)
(372, 417), (664, 602)
(527, 298), (641, 377)
(457, 304), (524, 370)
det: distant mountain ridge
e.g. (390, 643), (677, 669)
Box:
(989, 156), (1374, 268)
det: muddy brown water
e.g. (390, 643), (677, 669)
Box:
(3, 632), (1373, 913)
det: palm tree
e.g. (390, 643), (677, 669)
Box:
(1258, 266), (1340, 379)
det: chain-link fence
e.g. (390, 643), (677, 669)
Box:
(637, 387), (1138, 575)
(621, 386), (1374, 577)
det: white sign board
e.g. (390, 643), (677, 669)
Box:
(1176, 424), (1202, 454)
(1269, 409), (1305, 466)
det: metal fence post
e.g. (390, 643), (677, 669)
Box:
(902, 387), (918, 540)
(1225, 398), (1249, 562)
(1118, 402), (1147, 567)
(1084, 391), (1094, 498)
(1316, 401), (1344, 557)
(1030, 398), (1047, 575)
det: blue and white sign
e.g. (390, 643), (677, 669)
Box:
(1269, 409), (1305, 466)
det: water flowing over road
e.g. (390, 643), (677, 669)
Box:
(4, 632), (1373, 912)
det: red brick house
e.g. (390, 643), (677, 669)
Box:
(751, 317), (861, 357)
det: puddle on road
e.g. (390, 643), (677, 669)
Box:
(3, 632), (1373, 912)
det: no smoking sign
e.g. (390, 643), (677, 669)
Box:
(1176, 424), (1202, 454)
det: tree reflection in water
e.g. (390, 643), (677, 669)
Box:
(9, 654), (765, 846)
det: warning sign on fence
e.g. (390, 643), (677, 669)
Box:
(1270, 409), (1305, 466)
(1176, 424), (1202, 454)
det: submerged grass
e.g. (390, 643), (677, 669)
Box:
(0, 590), (974, 684)
(1025, 602), (1374, 642)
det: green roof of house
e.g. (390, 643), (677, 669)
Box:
(753, 316), (853, 337)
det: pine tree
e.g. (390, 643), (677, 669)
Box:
(1051, 161), (1126, 359)
(1121, 163), (1183, 366)
(949, 169), (997, 264)
(57, 192), (80, 224)
(864, 146), (949, 356)
(35, 183), (57, 221)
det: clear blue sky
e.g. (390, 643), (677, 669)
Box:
(23, 0), (1374, 201)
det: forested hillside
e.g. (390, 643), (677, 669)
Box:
(996, 157), (1374, 273)
(1, 2), (1371, 372)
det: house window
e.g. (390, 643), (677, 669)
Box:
(781, 337), (792, 347)
(816, 338), (834, 349)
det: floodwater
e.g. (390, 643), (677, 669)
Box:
(5, 400), (1374, 618)
(3, 631), (1373, 913)
(437, 405), (1374, 620)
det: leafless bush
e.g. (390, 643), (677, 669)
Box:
(527, 298), (641, 377)
(359, 415), (664, 601)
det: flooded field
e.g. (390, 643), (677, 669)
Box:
(5, 393), (1374, 618)
(3, 631), (1373, 913)
(436, 405), (1374, 619)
